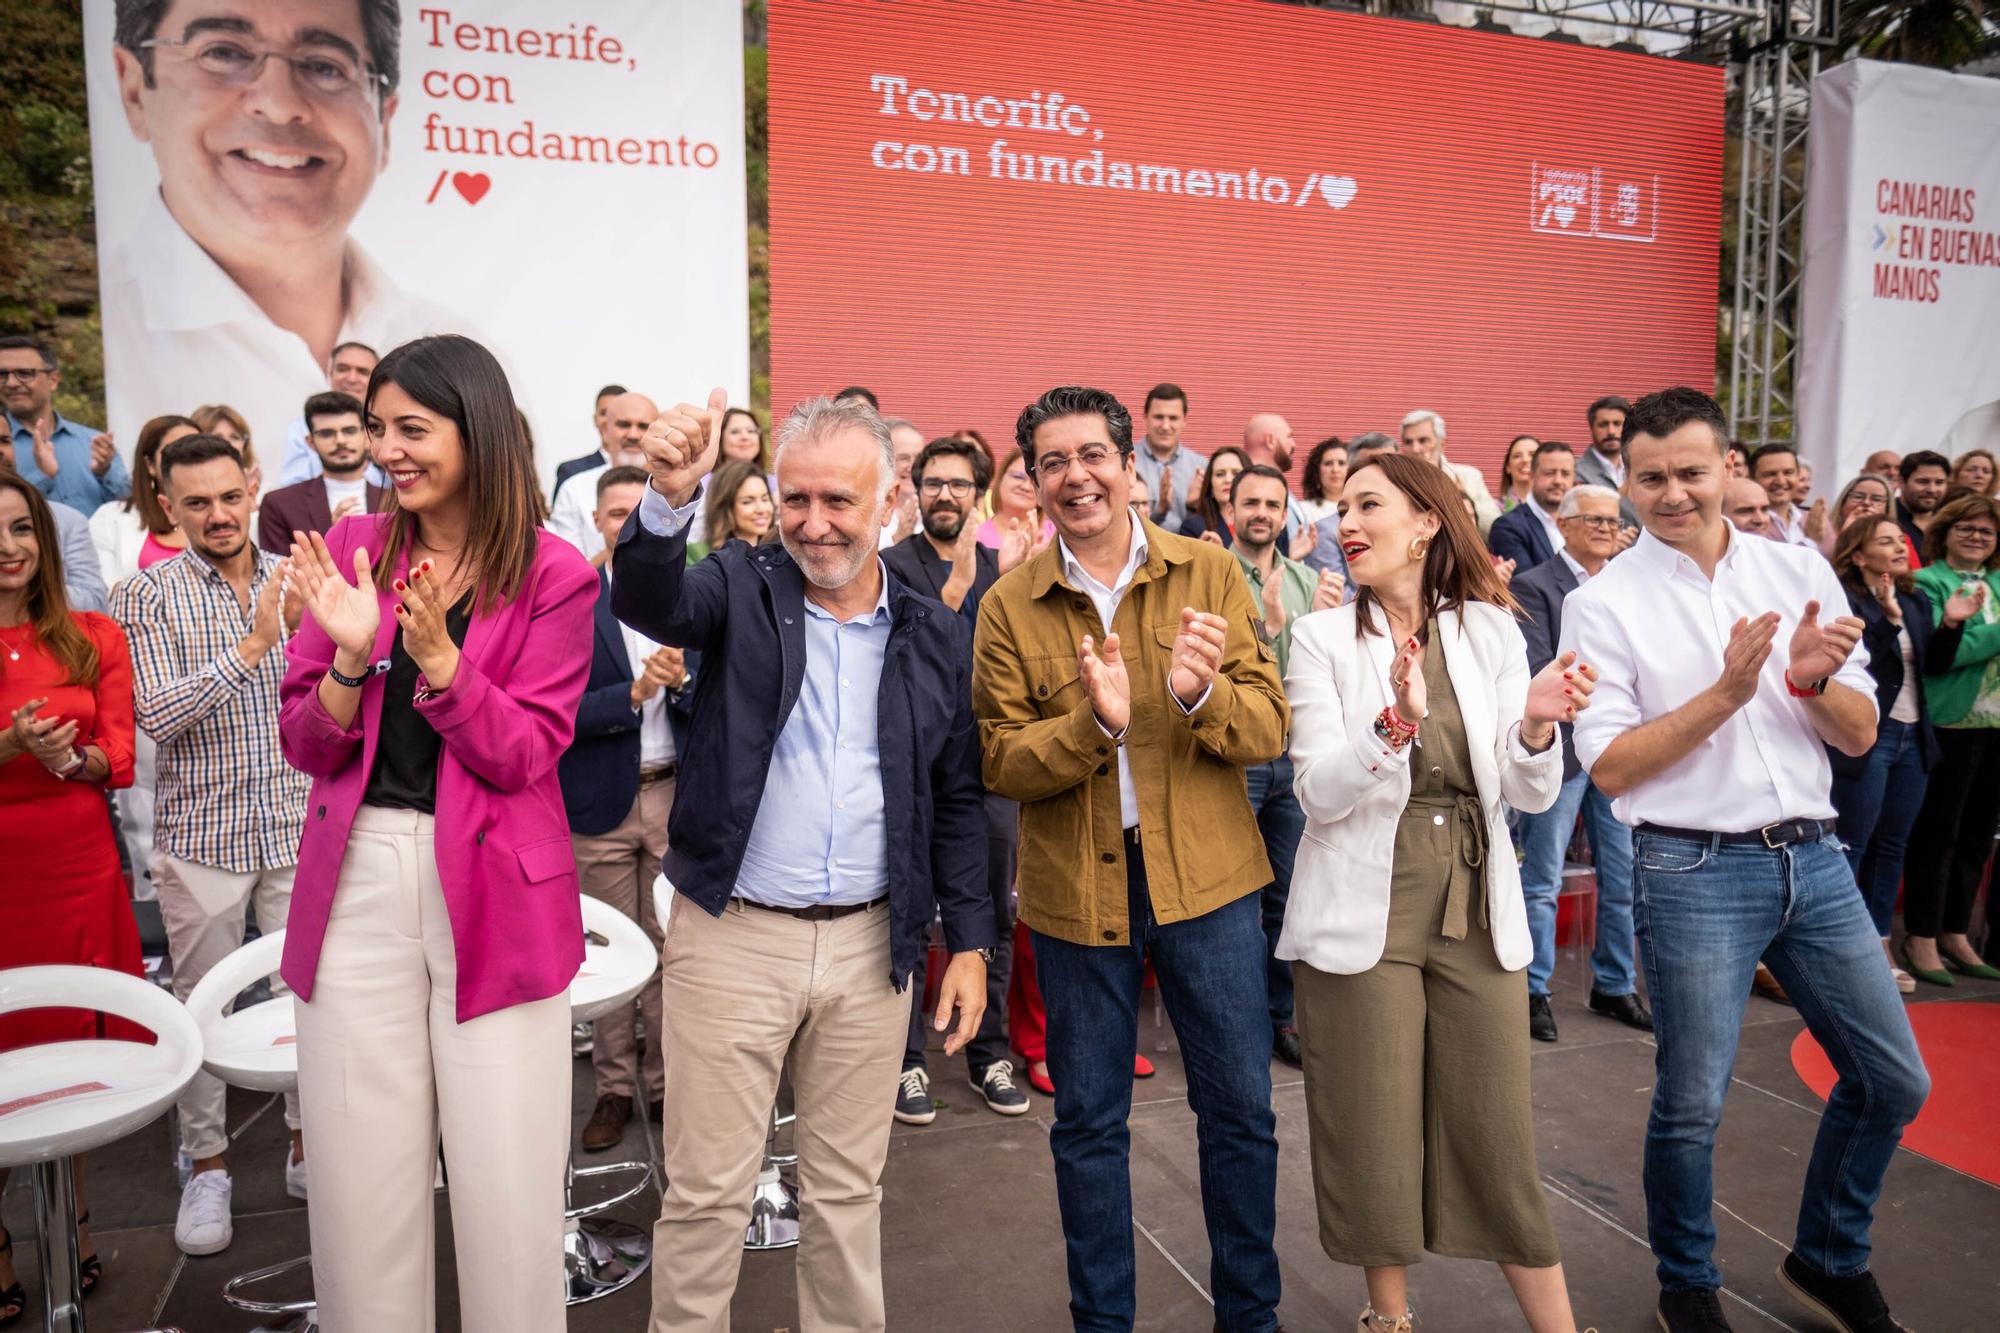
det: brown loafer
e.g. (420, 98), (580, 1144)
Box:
(1752, 964), (1791, 1006)
(581, 1094), (633, 1152)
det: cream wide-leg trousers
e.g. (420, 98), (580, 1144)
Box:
(294, 805), (570, 1333)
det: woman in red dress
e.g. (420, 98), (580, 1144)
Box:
(0, 472), (139, 1321)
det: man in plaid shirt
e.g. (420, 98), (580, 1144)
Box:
(111, 433), (311, 1258)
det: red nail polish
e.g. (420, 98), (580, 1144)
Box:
(393, 579), (405, 591)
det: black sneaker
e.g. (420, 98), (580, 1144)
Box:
(1529, 993), (1558, 1043)
(1776, 1252), (1908, 1332)
(893, 1066), (936, 1125)
(974, 1060), (1031, 1115)
(1657, 1287), (1733, 1331)
(1588, 987), (1655, 1031)
(1272, 1027), (1303, 1069)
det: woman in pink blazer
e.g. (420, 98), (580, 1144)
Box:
(279, 335), (595, 1333)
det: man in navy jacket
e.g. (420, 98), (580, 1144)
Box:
(613, 391), (993, 1332)
(559, 465), (697, 1150)
(1487, 440), (1575, 574)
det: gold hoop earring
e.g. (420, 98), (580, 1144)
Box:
(1408, 536), (1429, 561)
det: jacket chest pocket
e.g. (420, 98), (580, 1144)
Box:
(1026, 655), (1084, 715)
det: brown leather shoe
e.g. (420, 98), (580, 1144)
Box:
(1752, 963), (1791, 1006)
(581, 1094), (633, 1152)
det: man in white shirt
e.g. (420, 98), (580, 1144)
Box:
(877, 417), (925, 549)
(1561, 386), (1928, 1333)
(1751, 444), (1816, 547)
(546, 393), (657, 558)
(1397, 408), (1500, 535)
(102, 3), (466, 450)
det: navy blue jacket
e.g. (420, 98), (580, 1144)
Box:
(559, 566), (697, 836)
(611, 511), (995, 988)
(1488, 501), (1558, 573)
(1512, 552), (1584, 780)
(880, 532), (1000, 627)
(1829, 578), (1963, 779)
(551, 451), (605, 500)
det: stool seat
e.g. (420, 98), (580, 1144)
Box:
(570, 896), (659, 1024)
(0, 966), (202, 1167)
(183, 931), (296, 1094)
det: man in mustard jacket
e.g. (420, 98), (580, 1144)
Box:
(974, 385), (1290, 1333)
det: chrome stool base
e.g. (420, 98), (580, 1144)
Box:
(744, 1165), (801, 1250)
(562, 1218), (651, 1303)
(222, 1253), (317, 1332)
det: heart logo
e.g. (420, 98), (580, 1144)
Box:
(1554, 204), (1576, 226)
(1319, 175), (1358, 209)
(452, 172), (491, 206)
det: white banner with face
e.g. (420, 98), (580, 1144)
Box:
(1797, 59), (2000, 486)
(82, 0), (748, 489)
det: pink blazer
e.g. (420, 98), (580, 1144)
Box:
(278, 514), (597, 1021)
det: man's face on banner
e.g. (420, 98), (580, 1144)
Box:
(114, 0), (397, 258)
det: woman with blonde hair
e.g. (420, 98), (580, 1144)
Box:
(1951, 447), (1997, 498)
(190, 403), (262, 497)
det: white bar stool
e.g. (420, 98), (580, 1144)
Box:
(561, 897), (659, 1304)
(650, 877), (801, 1251)
(181, 931), (316, 1332)
(0, 965), (203, 1333)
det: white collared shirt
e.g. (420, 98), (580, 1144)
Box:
(606, 569), (676, 768)
(1558, 545), (1593, 586)
(549, 462), (612, 558)
(101, 191), (475, 455)
(1769, 505), (1815, 548)
(1560, 524), (1874, 831)
(1528, 497), (1564, 551)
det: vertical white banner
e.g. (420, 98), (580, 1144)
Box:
(1798, 60), (2000, 484)
(82, 0), (749, 485)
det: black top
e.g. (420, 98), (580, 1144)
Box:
(363, 591), (474, 813)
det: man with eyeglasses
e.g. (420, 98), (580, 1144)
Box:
(1, 333), (130, 514)
(100, 0), (466, 452)
(257, 390), (383, 553)
(883, 436), (1036, 1121)
(974, 385), (1288, 1332)
(1510, 483), (1651, 1044)
(274, 341), (386, 487)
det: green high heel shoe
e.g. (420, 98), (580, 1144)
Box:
(1900, 945), (1953, 987)
(1942, 953), (2000, 981)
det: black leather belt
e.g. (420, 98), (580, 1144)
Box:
(734, 896), (885, 922)
(639, 763), (678, 786)
(1635, 818), (1836, 849)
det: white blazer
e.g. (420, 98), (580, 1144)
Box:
(1279, 600), (1562, 974)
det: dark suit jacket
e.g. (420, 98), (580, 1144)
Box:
(258, 477), (385, 554)
(559, 566), (697, 836)
(881, 532), (1001, 626)
(1828, 579), (1963, 779)
(611, 508), (996, 988)
(551, 451), (607, 500)
(1512, 553), (1584, 779)
(1572, 447), (1641, 531)
(1488, 502), (1558, 572)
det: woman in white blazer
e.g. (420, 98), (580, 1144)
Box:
(1281, 453), (1596, 1333)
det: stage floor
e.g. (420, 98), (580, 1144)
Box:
(12, 956), (1997, 1332)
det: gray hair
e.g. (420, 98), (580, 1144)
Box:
(774, 395), (897, 501)
(880, 416), (919, 438)
(1400, 408), (1446, 439)
(1348, 430), (1394, 453)
(1556, 483), (1620, 519)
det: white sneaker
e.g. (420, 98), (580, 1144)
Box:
(175, 1169), (234, 1255)
(285, 1149), (308, 1200)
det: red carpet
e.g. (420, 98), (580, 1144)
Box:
(1790, 1002), (2000, 1185)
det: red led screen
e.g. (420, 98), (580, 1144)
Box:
(766, 0), (1724, 477)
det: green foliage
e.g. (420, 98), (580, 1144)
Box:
(12, 101), (92, 195)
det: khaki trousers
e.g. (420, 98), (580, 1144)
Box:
(151, 851), (300, 1160)
(294, 806), (570, 1333)
(649, 897), (908, 1333)
(572, 776), (672, 1101)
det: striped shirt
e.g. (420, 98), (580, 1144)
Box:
(111, 548), (308, 871)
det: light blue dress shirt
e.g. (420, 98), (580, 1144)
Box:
(8, 413), (131, 512)
(636, 480), (894, 907)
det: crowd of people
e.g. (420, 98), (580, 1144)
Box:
(3, 322), (1996, 1333)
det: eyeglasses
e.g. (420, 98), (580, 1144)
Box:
(917, 478), (977, 498)
(1566, 515), (1623, 532)
(1845, 494), (1887, 511)
(0, 368), (50, 384)
(1033, 445), (1121, 480)
(140, 35), (388, 102)
(1954, 526), (1999, 541)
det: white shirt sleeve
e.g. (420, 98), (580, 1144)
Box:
(636, 480), (704, 538)
(1560, 588), (1639, 776)
(1815, 557), (1877, 707)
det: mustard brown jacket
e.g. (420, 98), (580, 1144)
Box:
(973, 514), (1289, 946)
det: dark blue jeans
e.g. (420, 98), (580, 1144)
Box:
(1033, 836), (1281, 1332)
(1244, 755), (1305, 1032)
(1829, 718), (1930, 937)
(1633, 831), (1929, 1292)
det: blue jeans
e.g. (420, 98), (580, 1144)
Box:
(1633, 831), (1929, 1291)
(1519, 771), (1637, 997)
(1829, 718), (1930, 938)
(1244, 755), (1305, 1031)
(1033, 839), (1281, 1332)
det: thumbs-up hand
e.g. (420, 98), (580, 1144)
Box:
(642, 387), (728, 508)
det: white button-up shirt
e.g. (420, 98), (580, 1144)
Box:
(1560, 524), (1874, 831)
(548, 461), (612, 559)
(101, 191), (473, 454)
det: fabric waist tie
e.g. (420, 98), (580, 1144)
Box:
(1405, 792), (1488, 940)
